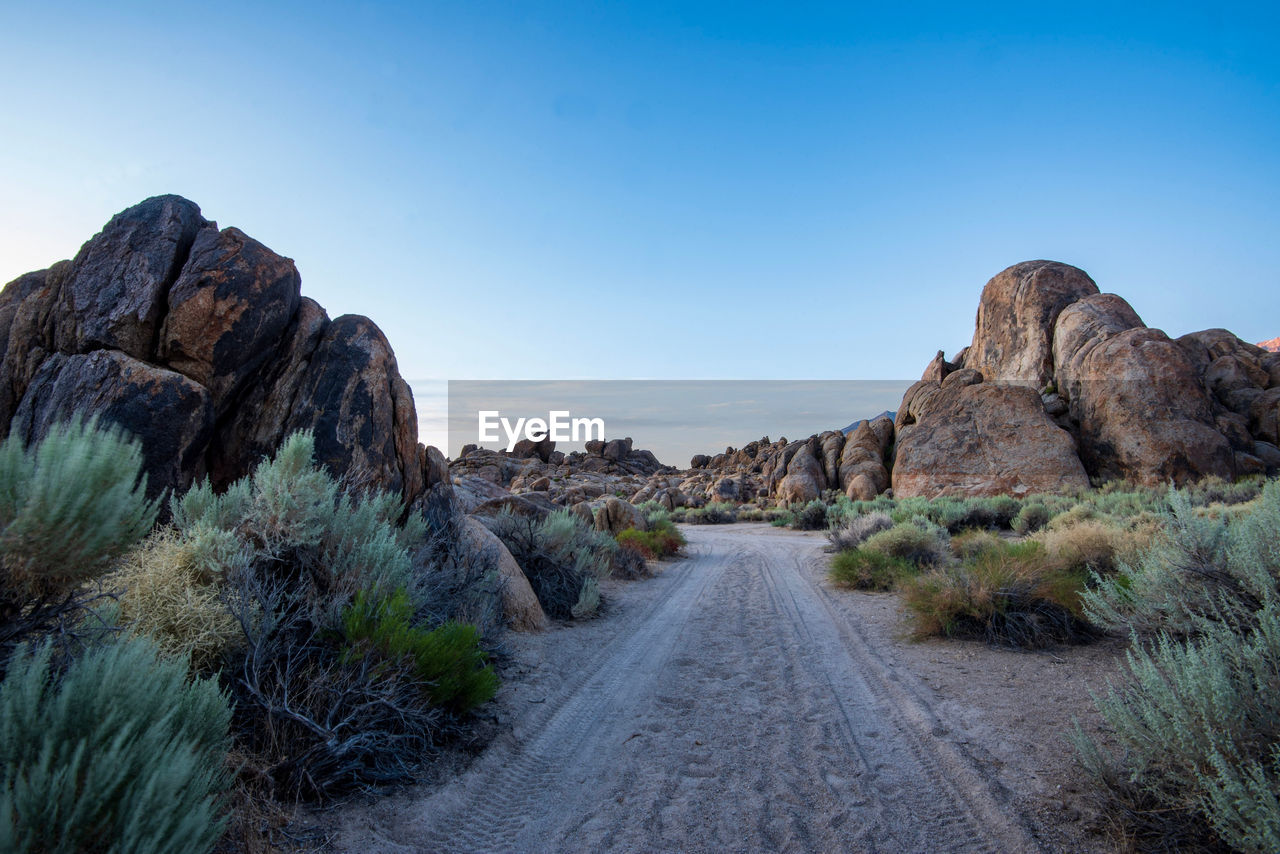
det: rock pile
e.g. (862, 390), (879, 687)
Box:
(893, 261), (1280, 496)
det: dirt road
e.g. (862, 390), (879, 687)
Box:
(336, 525), (1060, 853)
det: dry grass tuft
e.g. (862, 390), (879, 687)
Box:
(107, 528), (243, 672)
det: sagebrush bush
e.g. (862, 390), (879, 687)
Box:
(163, 433), (479, 802)
(0, 637), (231, 854)
(861, 518), (951, 569)
(1011, 501), (1052, 535)
(0, 416), (159, 663)
(171, 432), (424, 631)
(489, 509), (614, 619)
(342, 589), (497, 715)
(828, 511), (894, 552)
(787, 499), (829, 531)
(829, 548), (915, 591)
(1081, 488), (1255, 638)
(1074, 480), (1280, 851)
(683, 501), (737, 525)
(903, 539), (1095, 648)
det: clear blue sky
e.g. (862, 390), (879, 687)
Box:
(2, 1), (1278, 385)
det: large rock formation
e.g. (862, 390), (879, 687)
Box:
(0, 196), (424, 504)
(966, 260), (1099, 387)
(895, 260), (1280, 496)
(892, 370), (1089, 498)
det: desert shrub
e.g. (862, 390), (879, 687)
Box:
(1073, 480), (1280, 850)
(684, 501), (737, 525)
(105, 527), (244, 672)
(0, 416), (159, 663)
(888, 495), (1019, 533)
(1081, 488), (1255, 638)
(1012, 501), (1052, 535)
(827, 511), (894, 552)
(166, 433), (480, 802)
(1036, 518), (1142, 578)
(736, 506), (765, 522)
(171, 433), (424, 631)
(0, 637), (231, 854)
(572, 576), (601, 619)
(764, 507), (793, 526)
(489, 509), (614, 620)
(861, 518), (951, 569)
(226, 576), (444, 800)
(341, 588), (496, 715)
(949, 529), (1005, 562)
(829, 549), (915, 591)
(616, 520), (685, 561)
(788, 500), (829, 531)
(611, 542), (651, 579)
(902, 540), (1095, 648)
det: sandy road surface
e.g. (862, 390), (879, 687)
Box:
(335, 525), (1051, 853)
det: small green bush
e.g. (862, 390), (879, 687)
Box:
(0, 416), (159, 662)
(789, 500), (829, 531)
(827, 511), (893, 552)
(1011, 501), (1051, 535)
(683, 501), (737, 525)
(829, 549), (915, 591)
(861, 518), (951, 569)
(616, 521), (685, 560)
(489, 509), (614, 619)
(0, 637), (231, 854)
(902, 540), (1094, 648)
(341, 589), (497, 715)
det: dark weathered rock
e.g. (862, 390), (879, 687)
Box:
(204, 297), (330, 487)
(0, 262), (67, 425)
(283, 315), (423, 501)
(11, 350), (214, 497)
(159, 225), (301, 411)
(54, 195), (206, 359)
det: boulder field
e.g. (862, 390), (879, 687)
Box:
(5, 199), (1278, 627)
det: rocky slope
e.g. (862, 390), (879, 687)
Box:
(1261, 337), (1280, 353)
(0, 195), (547, 629)
(894, 261), (1280, 496)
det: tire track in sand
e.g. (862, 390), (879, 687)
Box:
(339, 525), (1042, 853)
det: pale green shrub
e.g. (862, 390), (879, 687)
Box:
(0, 416), (158, 663)
(861, 517), (951, 568)
(0, 637), (231, 854)
(1075, 480), (1280, 851)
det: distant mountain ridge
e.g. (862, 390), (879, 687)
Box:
(1261, 338), (1280, 353)
(842, 411), (895, 434)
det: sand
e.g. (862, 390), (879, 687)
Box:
(329, 524), (1123, 853)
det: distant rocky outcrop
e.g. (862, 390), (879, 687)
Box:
(1260, 337), (1280, 354)
(894, 260), (1280, 497)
